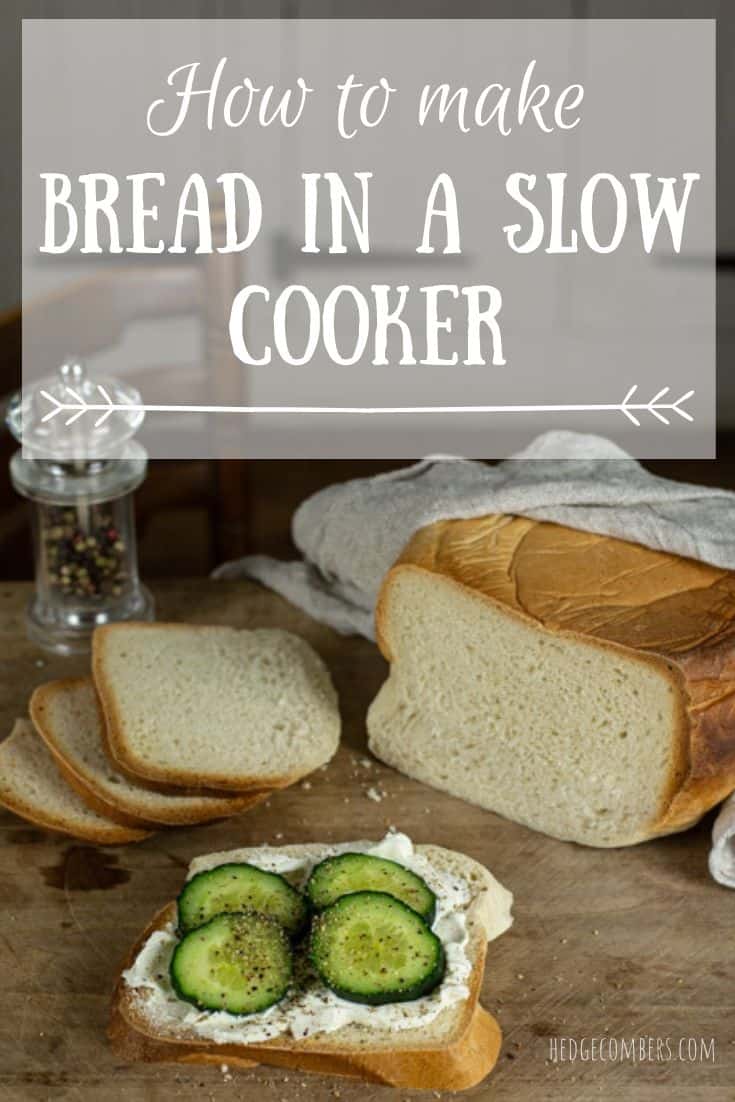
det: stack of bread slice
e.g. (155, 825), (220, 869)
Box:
(0, 622), (340, 843)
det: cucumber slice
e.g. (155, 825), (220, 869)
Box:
(170, 911), (292, 1015)
(306, 853), (436, 922)
(310, 891), (445, 1005)
(177, 863), (308, 935)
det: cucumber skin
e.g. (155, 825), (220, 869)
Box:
(305, 853), (437, 924)
(177, 862), (310, 937)
(317, 957), (446, 1007)
(170, 911), (293, 1016)
(309, 891), (446, 1006)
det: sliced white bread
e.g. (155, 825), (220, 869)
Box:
(92, 623), (341, 792)
(0, 719), (150, 844)
(367, 515), (735, 848)
(30, 679), (270, 828)
(110, 840), (508, 1090)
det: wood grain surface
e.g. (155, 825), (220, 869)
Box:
(0, 580), (732, 1101)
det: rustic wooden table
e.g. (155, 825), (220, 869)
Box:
(0, 580), (732, 1102)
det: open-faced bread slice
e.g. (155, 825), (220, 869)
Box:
(110, 976), (500, 1090)
(110, 838), (511, 1090)
(93, 623), (340, 793)
(0, 719), (150, 844)
(30, 678), (271, 828)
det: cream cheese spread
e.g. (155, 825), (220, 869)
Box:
(122, 831), (513, 1044)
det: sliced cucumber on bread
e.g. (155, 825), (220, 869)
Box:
(310, 891), (445, 1005)
(169, 850), (450, 1014)
(177, 863), (308, 936)
(170, 912), (292, 1014)
(306, 852), (436, 922)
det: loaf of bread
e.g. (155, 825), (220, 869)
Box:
(367, 514), (735, 847)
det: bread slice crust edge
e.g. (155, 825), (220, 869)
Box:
(0, 720), (151, 845)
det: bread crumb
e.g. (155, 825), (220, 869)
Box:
(516, 973), (524, 980)
(366, 787), (384, 802)
(359, 757), (372, 768)
(301, 781), (312, 790)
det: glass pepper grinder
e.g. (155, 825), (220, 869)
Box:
(6, 362), (154, 655)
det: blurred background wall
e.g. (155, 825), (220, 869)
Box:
(0, 1), (732, 580)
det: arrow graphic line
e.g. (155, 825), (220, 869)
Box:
(38, 384), (695, 427)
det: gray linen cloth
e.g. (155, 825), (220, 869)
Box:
(212, 430), (735, 883)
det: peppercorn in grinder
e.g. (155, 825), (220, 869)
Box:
(6, 362), (154, 654)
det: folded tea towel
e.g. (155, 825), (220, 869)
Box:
(709, 795), (735, 888)
(214, 430), (735, 641)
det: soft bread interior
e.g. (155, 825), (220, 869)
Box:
(368, 567), (685, 847)
(94, 624), (340, 790)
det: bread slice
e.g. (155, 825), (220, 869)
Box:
(92, 623), (341, 792)
(110, 839), (509, 1089)
(30, 679), (271, 828)
(110, 967), (500, 1090)
(0, 719), (150, 844)
(368, 515), (735, 848)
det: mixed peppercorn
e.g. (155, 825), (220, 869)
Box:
(41, 505), (128, 599)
